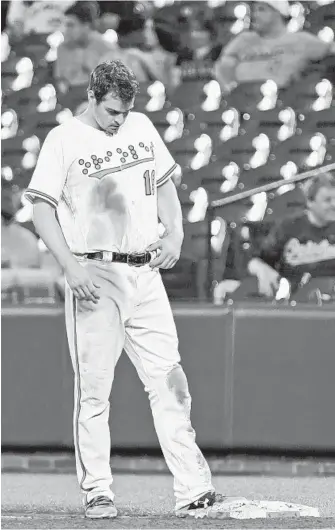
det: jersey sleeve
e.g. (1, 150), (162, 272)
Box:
(145, 116), (177, 187)
(24, 128), (67, 208)
(219, 32), (250, 59)
(257, 219), (290, 268)
(299, 31), (332, 61)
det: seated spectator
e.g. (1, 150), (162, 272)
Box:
(99, 16), (152, 82)
(95, 1), (122, 35)
(1, 198), (41, 270)
(247, 173), (335, 298)
(54, 1), (114, 90)
(177, 11), (222, 66)
(100, 16), (178, 91)
(214, 0), (335, 93)
(142, 18), (180, 90)
(5, 0), (74, 39)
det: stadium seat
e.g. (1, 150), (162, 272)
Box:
(13, 33), (50, 65)
(160, 259), (198, 300)
(242, 108), (293, 143)
(4, 85), (44, 115)
(223, 82), (266, 114)
(181, 219), (228, 299)
(264, 185), (306, 222)
(213, 1), (250, 26)
(272, 134), (328, 171)
(1, 54), (21, 92)
(21, 109), (66, 141)
(198, 160), (283, 198)
(57, 85), (87, 113)
(178, 185), (198, 219)
(211, 200), (256, 224)
(305, 2), (335, 35)
(144, 108), (174, 137)
(184, 107), (232, 140)
(167, 133), (206, 169)
(323, 55), (335, 85)
(1, 137), (26, 169)
(299, 108), (335, 142)
(291, 277), (335, 304)
(212, 132), (259, 166)
(278, 72), (327, 112)
(170, 79), (212, 111)
(220, 221), (268, 282)
(133, 82), (167, 112)
(185, 107), (224, 125)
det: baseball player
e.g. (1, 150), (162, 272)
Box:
(25, 60), (240, 519)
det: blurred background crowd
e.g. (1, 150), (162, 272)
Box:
(1, 0), (335, 306)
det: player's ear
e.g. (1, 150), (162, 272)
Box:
(87, 90), (96, 103)
(306, 199), (313, 210)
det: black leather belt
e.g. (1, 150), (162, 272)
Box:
(85, 251), (152, 267)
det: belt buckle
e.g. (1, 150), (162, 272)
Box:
(103, 251), (115, 262)
(128, 252), (146, 267)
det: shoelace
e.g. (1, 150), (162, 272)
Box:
(86, 496), (113, 509)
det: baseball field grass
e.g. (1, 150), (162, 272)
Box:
(2, 473), (335, 529)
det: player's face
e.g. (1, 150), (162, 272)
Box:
(63, 15), (88, 44)
(252, 3), (279, 34)
(90, 92), (134, 136)
(189, 21), (211, 51)
(308, 187), (335, 224)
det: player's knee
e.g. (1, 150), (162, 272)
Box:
(167, 365), (191, 409)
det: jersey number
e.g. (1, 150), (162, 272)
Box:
(143, 170), (155, 196)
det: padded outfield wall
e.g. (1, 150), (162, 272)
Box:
(2, 302), (335, 451)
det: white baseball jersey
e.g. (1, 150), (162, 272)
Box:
(24, 113), (177, 254)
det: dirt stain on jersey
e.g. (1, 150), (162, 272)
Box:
(87, 177), (127, 247)
(90, 178), (126, 214)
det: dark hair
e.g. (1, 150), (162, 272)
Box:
(303, 172), (335, 202)
(192, 12), (217, 38)
(117, 15), (145, 36)
(65, 1), (99, 25)
(88, 60), (140, 104)
(155, 24), (180, 54)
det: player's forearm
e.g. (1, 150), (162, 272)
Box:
(213, 56), (238, 91)
(157, 179), (184, 242)
(32, 200), (78, 272)
(247, 257), (276, 275)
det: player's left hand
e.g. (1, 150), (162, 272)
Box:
(147, 233), (183, 269)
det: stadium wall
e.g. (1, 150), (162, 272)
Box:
(2, 303), (335, 452)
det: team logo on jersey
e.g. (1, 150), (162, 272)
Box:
(77, 143), (155, 180)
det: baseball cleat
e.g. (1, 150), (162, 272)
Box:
(175, 492), (248, 519)
(85, 495), (118, 519)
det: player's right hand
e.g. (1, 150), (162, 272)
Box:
(64, 260), (100, 303)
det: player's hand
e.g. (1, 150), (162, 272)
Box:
(147, 233), (183, 270)
(64, 260), (100, 303)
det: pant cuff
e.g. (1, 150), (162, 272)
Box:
(85, 488), (115, 504)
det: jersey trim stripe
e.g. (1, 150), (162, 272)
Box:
(122, 157), (154, 172)
(72, 294), (90, 498)
(87, 157), (154, 180)
(157, 163), (178, 187)
(24, 189), (58, 208)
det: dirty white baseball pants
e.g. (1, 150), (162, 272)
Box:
(65, 259), (214, 510)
